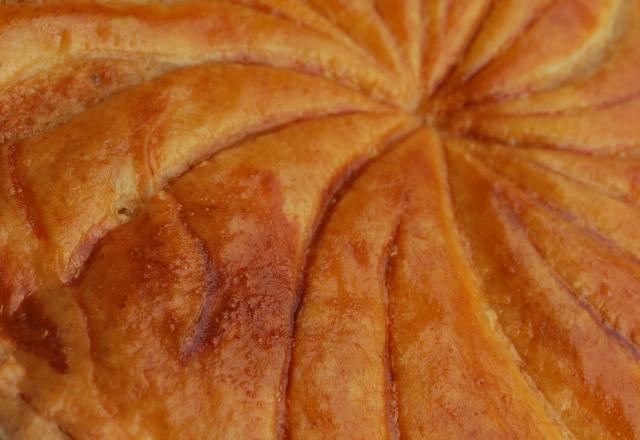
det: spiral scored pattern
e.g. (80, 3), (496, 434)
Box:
(0, 0), (639, 438)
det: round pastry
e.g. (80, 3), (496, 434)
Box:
(0, 1), (639, 438)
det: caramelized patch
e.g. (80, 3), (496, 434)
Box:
(70, 165), (299, 436)
(74, 194), (214, 361)
(171, 166), (299, 354)
(4, 295), (67, 373)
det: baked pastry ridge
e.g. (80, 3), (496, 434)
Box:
(0, 1), (639, 438)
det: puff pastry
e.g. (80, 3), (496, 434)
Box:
(0, 1), (639, 438)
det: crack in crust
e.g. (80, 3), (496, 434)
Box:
(174, 204), (220, 360)
(381, 214), (403, 440)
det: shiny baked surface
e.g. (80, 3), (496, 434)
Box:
(0, 1), (639, 438)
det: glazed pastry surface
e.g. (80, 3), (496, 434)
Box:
(0, 1), (639, 438)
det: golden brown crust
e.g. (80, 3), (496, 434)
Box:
(1, 1), (639, 438)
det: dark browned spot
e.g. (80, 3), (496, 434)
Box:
(91, 73), (102, 87)
(4, 295), (67, 373)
